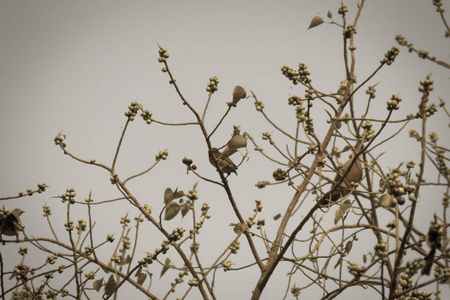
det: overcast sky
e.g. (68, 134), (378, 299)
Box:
(1, 1), (448, 299)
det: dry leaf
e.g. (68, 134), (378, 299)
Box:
(342, 145), (352, 153)
(334, 209), (344, 225)
(164, 188), (174, 204)
(137, 273), (147, 285)
(180, 202), (191, 218)
(135, 268), (142, 277)
(104, 275), (116, 297)
(93, 279), (103, 292)
(345, 240), (353, 254)
(228, 86), (246, 107)
(379, 194), (393, 209)
(174, 190), (185, 199)
(334, 257), (343, 269)
(164, 202), (180, 221)
(308, 16), (324, 29)
(160, 257), (171, 278)
(228, 135), (247, 150)
(339, 199), (351, 212)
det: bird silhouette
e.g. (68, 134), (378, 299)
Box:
(321, 155), (363, 205)
(0, 208), (24, 241)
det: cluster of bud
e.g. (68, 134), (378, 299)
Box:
(84, 246), (93, 255)
(338, 4), (348, 14)
(190, 241), (200, 253)
(120, 214), (131, 225)
(155, 149), (169, 160)
(186, 189), (198, 201)
(76, 219), (87, 232)
(409, 290), (432, 300)
(124, 101), (141, 121)
(230, 240), (240, 254)
(206, 76), (219, 93)
(61, 187), (76, 203)
(387, 93), (402, 111)
(254, 99), (265, 111)
(222, 259), (232, 271)
(254, 199), (263, 212)
(288, 95), (302, 106)
(262, 132), (273, 144)
(387, 170), (406, 205)
(398, 259), (424, 289)
(305, 116), (314, 133)
(143, 203), (152, 215)
(380, 47), (400, 65)
(121, 236), (131, 250)
(434, 147), (449, 177)
(85, 271), (95, 280)
(347, 261), (365, 278)
(419, 78), (434, 93)
(361, 120), (375, 141)
(296, 105), (307, 122)
(255, 180), (270, 189)
(365, 85), (376, 98)
(13, 264), (30, 280)
(273, 168), (287, 181)
(256, 219), (265, 230)
(139, 228), (185, 267)
(140, 109), (153, 124)
(246, 215), (256, 228)
(304, 88), (316, 100)
(201, 203), (210, 216)
(110, 173), (118, 184)
(37, 183), (47, 193)
(297, 63), (312, 84)
(158, 46), (169, 63)
(343, 24), (357, 39)
(18, 247), (27, 256)
(374, 240), (388, 262)
(386, 220), (396, 229)
(434, 266), (450, 284)
(64, 220), (74, 232)
(106, 234), (115, 243)
(172, 270), (189, 288)
(291, 285), (301, 297)
(54, 131), (66, 148)
(188, 278), (199, 286)
(46, 254), (58, 265)
(281, 63), (311, 85)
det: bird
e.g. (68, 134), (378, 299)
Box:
(0, 208), (24, 241)
(422, 214), (442, 275)
(321, 156), (363, 206)
(209, 148), (238, 176)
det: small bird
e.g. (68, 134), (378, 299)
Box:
(321, 156), (363, 205)
(209, 148), (238, 176)
(0, 208), (24, 241)
(422, 214), (442, 275)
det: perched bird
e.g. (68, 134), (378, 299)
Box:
(209, 148), (238, 176)
(321, 156), (363, 205)
(422, 215), (443, 275)
(0, 208), (24, 240)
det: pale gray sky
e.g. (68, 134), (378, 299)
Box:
(1, 1), (448, 299)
